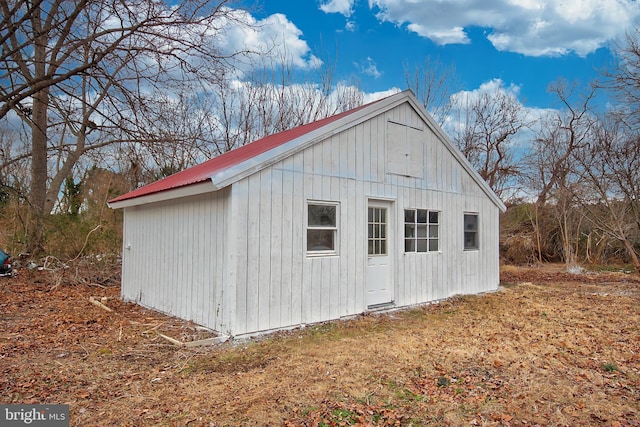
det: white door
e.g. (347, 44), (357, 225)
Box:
(366, 201), (393, 307)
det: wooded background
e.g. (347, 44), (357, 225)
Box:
(1, 0), (639, 272)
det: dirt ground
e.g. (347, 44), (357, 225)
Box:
(1, 264), (639, 426)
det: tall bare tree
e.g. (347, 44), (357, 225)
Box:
(604, 28), (640, 129)
(1, 0), (246, 251)
(404, 57), (458, 127)
(522, 80), (599, 269)
(526, 80), (599, 206)
(574, 116), (640, 272)
(449, 87), (526, 198)
(205, 56), (364, 155)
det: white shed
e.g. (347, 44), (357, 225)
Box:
(108, 90), (506, 337)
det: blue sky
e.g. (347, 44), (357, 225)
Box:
(235, 0), (640, 111)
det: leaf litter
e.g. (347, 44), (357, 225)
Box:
(0, 265), (638, 426)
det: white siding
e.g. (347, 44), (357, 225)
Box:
(120, 98), (501, 337)
(121, 189), (230, 331)
(225, 102), (500, 335)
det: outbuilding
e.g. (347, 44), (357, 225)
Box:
(108, 90), (506, 338)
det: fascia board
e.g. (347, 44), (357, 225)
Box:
(107, 181), (214, 209)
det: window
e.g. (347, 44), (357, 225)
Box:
(404, 209), (439, 252)
(307, 202), (338, 255)
(464, 213), (479, 250)
(368, 207), (387, 255)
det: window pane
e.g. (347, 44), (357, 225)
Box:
(464, 214), (477, 231)
(464, 231), (477, 250)
(368, 240), (374, 255)
(405, 239), (415, 252)
(380, 209), (386, 223)
(309, 205), (336, 226)
(417, 224), (427, 238)
(405, 225), (415, 238)
(380, 240), (386, 255)
(368, 224), (374, 239)
(429, 224), (438, 238)
(307, 229), (335, 251)
(429, 239), (438, 251)
(464, 214), (478, 250)
(429, 211), (439, 224)
(417, 209), (427, 223)
(417, 239), (428, 252)
(405, 209), (415, 223)
(368, 208), (374, 222)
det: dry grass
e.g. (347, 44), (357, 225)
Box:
(1, 265), (639, 426)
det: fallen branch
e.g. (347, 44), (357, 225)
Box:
(69, 224), (102, 262)
(89, 296), (112, 312)
(88, 282), (107, 289)
(184, 336), (229, 347)
(157, 333), (229, 347)
(158, 333), (183, 346)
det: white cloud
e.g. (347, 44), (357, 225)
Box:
(319, 0), (356, 17)
(450, 78), (521, 106)
(407, 23), (468, 45)
(215, 10), (322, 73)
(367, 0), (640, 56)
(363, 88), (402, 103)
(355, 57), (382, 78)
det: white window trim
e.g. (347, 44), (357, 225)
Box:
(404, 208), (441, 253)
(306, 200), (339, 257)
(463, 212), (479, 251)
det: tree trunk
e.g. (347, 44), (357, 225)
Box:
(619, 232), (640, 275)
(28, 5), (49, 254)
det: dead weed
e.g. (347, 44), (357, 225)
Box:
(0, 265), (638, 426)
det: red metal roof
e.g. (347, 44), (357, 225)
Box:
(109, 99), (383, 204)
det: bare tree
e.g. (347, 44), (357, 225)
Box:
(603, 28), (640, 129)
(449, 87), (526, 198)
(574, 117), (640, 272)
(404, 57), (458, 127)
(1, 0), (247, 251)
(521, 80), (599, 269)
(526, 80), (599, 205)
(206, 56), (364, 155)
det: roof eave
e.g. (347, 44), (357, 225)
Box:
(107, 180), (215, 209)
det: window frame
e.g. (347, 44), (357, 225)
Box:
(404, 208), (440, 253)
(463, 213), (479, 251)
(368, 206), (388, 256)
(306, 201), (339, 256)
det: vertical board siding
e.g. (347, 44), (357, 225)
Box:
(269, 168), (283, 329)
(121, 189), (229, 331)
(230, 179), (248, 334)
(122, 99), (501, 337)
(225, 102), (500, 335)
(258, 169), (272, 331)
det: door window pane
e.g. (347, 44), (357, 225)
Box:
(368, 207), (387, 255)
